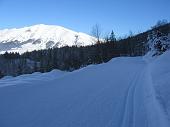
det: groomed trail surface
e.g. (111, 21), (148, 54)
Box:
(0, 51), (170, 127)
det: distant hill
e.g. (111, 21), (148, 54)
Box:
(0, 24), (96, 54)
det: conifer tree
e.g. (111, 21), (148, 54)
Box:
(110, 30), (116, 42)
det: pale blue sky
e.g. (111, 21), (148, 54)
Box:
(0, 0), (169, 36)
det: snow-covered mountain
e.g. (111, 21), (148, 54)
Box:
(0, 24), (96, 54)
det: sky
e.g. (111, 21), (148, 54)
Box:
(0, 0), (170, 37)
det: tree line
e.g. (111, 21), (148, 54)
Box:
(0, 22), (169, 78)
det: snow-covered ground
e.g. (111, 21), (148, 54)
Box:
(0, 51), (170, 127)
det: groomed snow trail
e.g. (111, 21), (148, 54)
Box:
(120, 65), (169, 127)
(0, 57), (169, 127)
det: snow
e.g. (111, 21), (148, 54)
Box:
(0, 24), (96, 54)
(0, 51), (170, 127)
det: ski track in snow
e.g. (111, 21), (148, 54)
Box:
(0, 56), (169, 127)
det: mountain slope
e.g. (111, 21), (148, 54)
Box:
(0, 24), (95, 54)
(0, 51), (170, 127)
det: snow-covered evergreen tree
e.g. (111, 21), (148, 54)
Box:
(147, 31), (170, 56)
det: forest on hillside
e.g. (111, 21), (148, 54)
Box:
(0, 22), (170, 78)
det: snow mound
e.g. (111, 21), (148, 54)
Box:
(149, 50), (170, 120)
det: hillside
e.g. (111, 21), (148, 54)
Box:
(0, 23), (169, 77)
